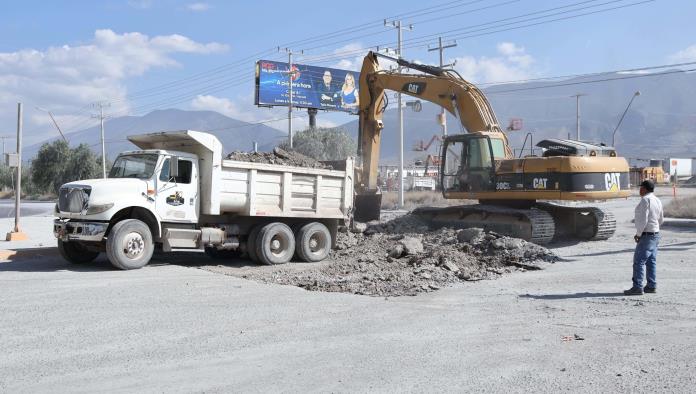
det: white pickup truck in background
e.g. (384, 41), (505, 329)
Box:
(54, 130), (354, 269)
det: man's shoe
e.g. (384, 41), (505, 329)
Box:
(643, 287), (657, 294)
(624, 287), (644, 296)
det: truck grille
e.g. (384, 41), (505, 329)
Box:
(58, 186), (91, 213)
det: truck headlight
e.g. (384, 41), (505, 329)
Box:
(85, 203), (114, 215)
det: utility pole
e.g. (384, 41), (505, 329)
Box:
(570, 94), (586, 141)
(6, 103), (27, 241)
(92, 101), (110, 178)
(385, 19), (413, 209)
(428, 37), (457, 136)
(280, 47), (303, 148)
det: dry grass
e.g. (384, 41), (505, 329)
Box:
(664, 196), (696, 219)
(381, 191), (474, 210)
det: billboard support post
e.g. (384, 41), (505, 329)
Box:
(308, 108), (318, 129)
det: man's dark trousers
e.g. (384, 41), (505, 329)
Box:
(633, 232), (659, 289)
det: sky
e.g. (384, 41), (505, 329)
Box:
(0, 0), (694, 145)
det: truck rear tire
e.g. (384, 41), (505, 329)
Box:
(295, 222), (331, 262)
(106, 219), (154, 270)
(57, 239), (99, 264)
(255, 222), (295, 265)
(246, 225), (261, 263)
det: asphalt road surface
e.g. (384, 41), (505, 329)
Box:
(0, 199), (54, 218)
(1, 197), (695, 392)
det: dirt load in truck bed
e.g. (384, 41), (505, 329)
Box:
(226, 147), (332, 169)
(200, 214), (557, 297)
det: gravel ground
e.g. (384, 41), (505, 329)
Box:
(1, 192), (695, 392)
(204, 214), (555, 297)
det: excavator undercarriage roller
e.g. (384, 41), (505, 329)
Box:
(536, 203), (617, 241)
(412, 205), (555, 244)
(412, 202), (617, 245)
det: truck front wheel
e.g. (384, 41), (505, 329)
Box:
(106, 219), (154, 270)
(57, 239), (99, 264)
(255, 222), (295, 265)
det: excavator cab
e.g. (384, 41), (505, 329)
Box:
(440, 134), (496, 193)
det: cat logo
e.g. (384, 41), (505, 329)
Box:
(533, 178), (548, 189)
(604, 172), (621, 192)
(402, 82), (426, 95)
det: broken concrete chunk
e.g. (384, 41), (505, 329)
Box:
(443, 261), (460, 272)
(388, 244), (405, 259)
(351, 222), (368, 234)
(399, 236), (424, 255)
(457, 228), (484, 243)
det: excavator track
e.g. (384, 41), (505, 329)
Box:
(412, 204), (556, 244)
(535, 203), (617, 241)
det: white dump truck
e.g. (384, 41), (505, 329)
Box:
(54, 130), (354, 269)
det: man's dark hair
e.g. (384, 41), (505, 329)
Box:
(640, 179), (655, 192)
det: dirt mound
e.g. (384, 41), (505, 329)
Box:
(233, 214), (556, 297)
(226, 147), (332, 169)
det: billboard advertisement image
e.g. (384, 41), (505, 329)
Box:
(255, 60), (360, 114)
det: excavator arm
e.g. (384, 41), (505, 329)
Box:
(354, 51), (512, 221)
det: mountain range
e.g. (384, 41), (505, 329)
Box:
(24, 109), (285, 160)
(25, 69), (696, 165)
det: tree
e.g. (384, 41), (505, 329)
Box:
(281, 127), (357, 161)
(65, 144), (102, 184)
(31, 141), (102, 194)
(31, 140), (70, 194)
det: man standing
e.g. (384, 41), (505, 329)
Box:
(625, 180), (664, 296)
(316, 70), (337, 108)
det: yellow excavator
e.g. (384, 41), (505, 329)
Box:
(354, 51), (630, 244)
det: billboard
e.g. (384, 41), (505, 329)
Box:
(255, 60), (360, 114)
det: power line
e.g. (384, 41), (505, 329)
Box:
(487, 68), (696, 94)
(300, 0), (651, 65)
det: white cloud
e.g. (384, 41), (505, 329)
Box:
(191, 95), (251, 121)
(453, 41), (536, 83)
(0, 29), (228, 144)
(325, 43), (365, 71)
(186, 2), (211, 11)
(669, 44), (696, 63)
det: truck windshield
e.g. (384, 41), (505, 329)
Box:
(109, 154), (159, 179)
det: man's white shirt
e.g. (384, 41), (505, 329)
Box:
(634, 192), (664, 237)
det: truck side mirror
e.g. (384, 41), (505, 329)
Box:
(170, 156), (179, 179)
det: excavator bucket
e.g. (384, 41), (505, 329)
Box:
(354, 193), (382, 222)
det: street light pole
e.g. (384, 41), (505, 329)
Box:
(280, 47), (303, 148)
(570, 93), (586, 141)
(428, 37), (457, 136)
(385, 19), (413, 209)
(611, 91), (641, 147)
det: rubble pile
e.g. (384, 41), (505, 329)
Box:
(226, 147), (332, 169)
(239, 214), (557, 297)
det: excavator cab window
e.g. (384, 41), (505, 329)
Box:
(441, 135), (496, 193)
